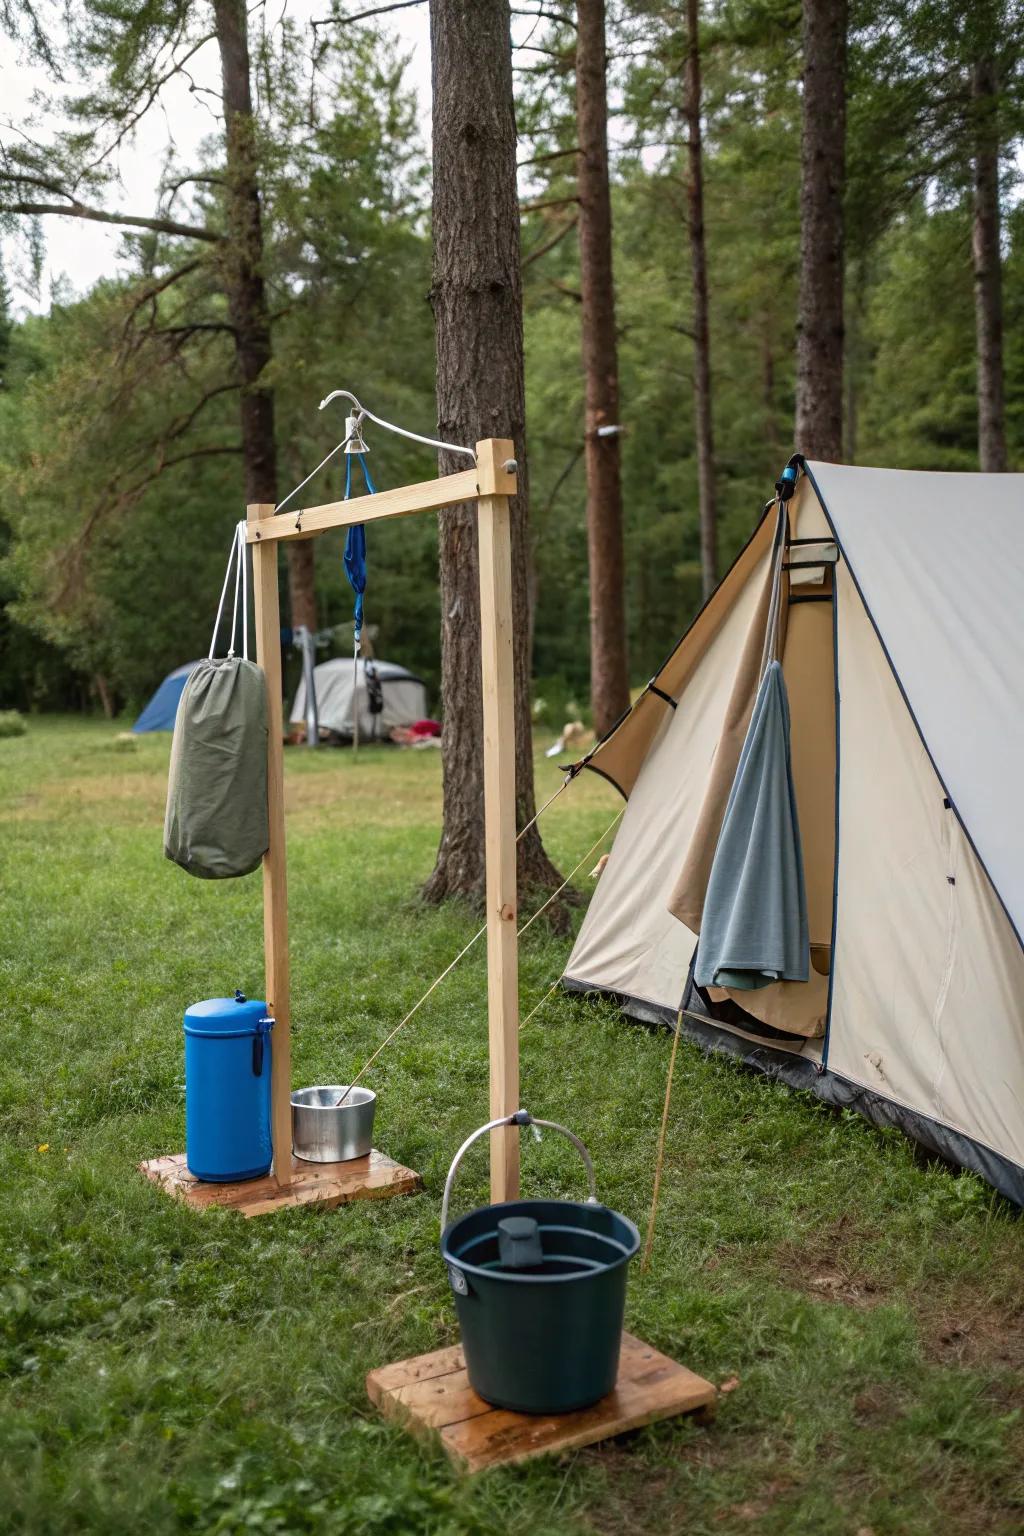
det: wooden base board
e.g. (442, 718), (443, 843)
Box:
(140, 1149), (421, 1217)
(366, 1331), (716, 1473)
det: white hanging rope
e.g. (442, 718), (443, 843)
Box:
(229, 520), (243, 657)
(208, 521), (251, 660)
(352, 632), (361, 756)
(517, 806), (623, 939)
(239, 525), (248, 657)
(274, 426), (359, 515)
(320, 388), (476, 461)
(339, 800), (624, 1092)
(209, 525), (239, 659)
(274, 390), (477, 518)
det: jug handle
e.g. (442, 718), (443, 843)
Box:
(440, 1110), (598, 1234)
(252, 1016), (274, 1077)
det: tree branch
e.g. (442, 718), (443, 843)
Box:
(511, 7), (576, 25)
(311, 0), (424, 27)
(520, 194), (579, 213)
(164, 382), (244, 445)
(517, 144), (580, 169)
(522, 212), (578, 265)
(83, 30), (217, 179)
(121, 259), (206, 328)
(1, 199), (220, 242)
(153, 322), (237, 337)
(541, 443), (584, 518)
(162, 172), (226, 199)
(545, 276), (582, 302)
(58, 444), (242, 607)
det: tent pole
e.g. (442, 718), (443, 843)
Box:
(476, 440), (520, 1203)
(248, 502), (293, 1190)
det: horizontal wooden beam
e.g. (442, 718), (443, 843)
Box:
(245, 467), (483, 544)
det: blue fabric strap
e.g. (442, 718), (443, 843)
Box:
(343, 455), (376, 641)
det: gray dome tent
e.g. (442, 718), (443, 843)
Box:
(290, 657), (428, 743)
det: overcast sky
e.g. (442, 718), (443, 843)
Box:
(0, 2), (438, 315)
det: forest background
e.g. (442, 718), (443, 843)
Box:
(0, 0), (1021, 726)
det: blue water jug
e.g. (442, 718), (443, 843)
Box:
(184, 991), (274, 1181)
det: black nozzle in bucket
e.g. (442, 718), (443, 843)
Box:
(497, 1216), (544, 1269)
(440, 1113), (640, 1415)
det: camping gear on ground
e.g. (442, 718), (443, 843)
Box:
(545, 720), (595, 759)
(132, 661), (202, 733)
(289, 657), (427, 744)
(164, 523), (269, 879)
(291, 1086), (376, 1162)
(184, 992), (274, 1182)
(440, 1110), (640, 1415)
(562, 458), (1024, 1206)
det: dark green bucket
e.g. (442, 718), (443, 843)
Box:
(440, 1112), (640, 1415)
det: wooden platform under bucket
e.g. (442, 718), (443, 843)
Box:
(140, 1149), (421, 1217)
(366, 1332), (716, 1473)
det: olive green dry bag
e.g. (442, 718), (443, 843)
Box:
(164, 523), (269, 879)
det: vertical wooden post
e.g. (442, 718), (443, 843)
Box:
(475, 440), (520, 1204)
(247, 504), (292, 1189)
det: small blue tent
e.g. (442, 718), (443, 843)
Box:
(132, 661), (201, 733)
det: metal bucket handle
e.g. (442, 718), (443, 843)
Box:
(440, 1109), (598, 1233)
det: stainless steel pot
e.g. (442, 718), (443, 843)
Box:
(291, 1086), (376, 1163)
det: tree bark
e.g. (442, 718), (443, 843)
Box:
(576, 0), (630, 738)
(424, 0), (562, 908)
(971, 55), (1007, 473)
(683, 0), (717, 599)
(795, 0), (847, 464)
(213, 0), (316, 628)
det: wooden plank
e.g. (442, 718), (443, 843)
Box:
(248, 504), (292, 1189)
(367, 1344), (466, 1400)
(388, 1369), (491, 1432)
(367, 1331), (717, 1473)
(140, 1149), (421, 1217)
(475, 439), (520, 1205)
(245, 467), (480, 545)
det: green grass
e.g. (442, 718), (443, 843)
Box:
(2, 718), (1023, 1535)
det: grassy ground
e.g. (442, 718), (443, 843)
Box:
(1, 717), (1023, 1536)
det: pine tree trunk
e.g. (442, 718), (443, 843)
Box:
(423, 0), (563, 910)
(576, 0), (630, 738)
(213, 0), (316, 629)
(683, 0), (717, 599)
(795, 0), (847, 463)
(971, 55), (1007, 473)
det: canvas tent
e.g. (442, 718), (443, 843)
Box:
(290, 657), (428, 743)
(564, 460), (1024, 1204)
(133, 661), (201, 733)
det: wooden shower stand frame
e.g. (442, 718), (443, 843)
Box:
(141, 436), (718, 1461)
(142, 439), (523, 1214)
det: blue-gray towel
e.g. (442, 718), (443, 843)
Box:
(694, 660), (809, 990)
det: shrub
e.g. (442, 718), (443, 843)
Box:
(0, 711), (27, 739)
